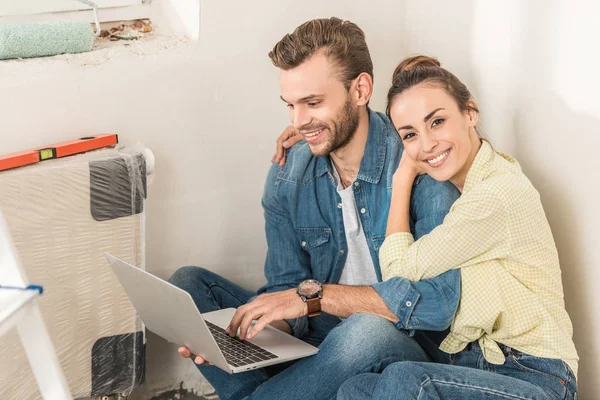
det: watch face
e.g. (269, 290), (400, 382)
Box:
(299, 280), (321, 296)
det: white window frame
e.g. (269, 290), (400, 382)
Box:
(0, 0), (152, 25)
(0, 0), (200, 40)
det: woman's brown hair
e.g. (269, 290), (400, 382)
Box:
(386, 55), (479, 122)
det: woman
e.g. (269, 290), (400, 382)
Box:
(334, 56), (579, 399)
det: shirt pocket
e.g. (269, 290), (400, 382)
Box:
(294, 227), (332, 280)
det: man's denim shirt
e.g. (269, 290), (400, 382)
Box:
(258, 109), (462, 339)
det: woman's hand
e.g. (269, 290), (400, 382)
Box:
(271, 126), (304, 167)
(394, 153), (424, 183)
(387, 153), (423, 237)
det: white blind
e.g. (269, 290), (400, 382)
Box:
(0, 0), (142, 17)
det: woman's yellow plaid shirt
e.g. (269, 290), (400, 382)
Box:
(380, 140), (579, 376)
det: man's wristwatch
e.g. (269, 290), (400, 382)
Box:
(297, 279), (323, 317)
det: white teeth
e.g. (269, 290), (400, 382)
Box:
(426, 150), (449, 164)
(305, 129), (323, 138)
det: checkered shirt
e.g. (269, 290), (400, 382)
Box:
(380, 141), (579, 376)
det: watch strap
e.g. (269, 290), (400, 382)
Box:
(306, 297), (321, 317)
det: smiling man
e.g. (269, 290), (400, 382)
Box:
(168, 17), (461, 400)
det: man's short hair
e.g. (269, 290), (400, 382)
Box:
(269, 17), (374, 90)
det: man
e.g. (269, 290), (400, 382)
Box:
(169, 17), (461, 400)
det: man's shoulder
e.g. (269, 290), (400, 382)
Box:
(267, 141), (323, 186)
(262, 141), (322, 210)
(370, 109), (396, 133)
(371, 110), (403, 156)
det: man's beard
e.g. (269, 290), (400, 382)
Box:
(308, 95), (360, 157)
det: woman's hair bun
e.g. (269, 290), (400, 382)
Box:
(393, 55), (440, 80)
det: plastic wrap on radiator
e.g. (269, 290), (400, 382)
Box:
(0, 146), (147, 399)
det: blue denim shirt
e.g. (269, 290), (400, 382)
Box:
(258, 109), (462, 339)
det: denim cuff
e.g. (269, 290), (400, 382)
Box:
(372, 277), (421, 330)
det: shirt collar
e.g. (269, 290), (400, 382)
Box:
(463, 140), (495, 193)
(315, 108), (388, 184)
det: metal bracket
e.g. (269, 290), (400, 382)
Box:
(74, 0), (101, 37)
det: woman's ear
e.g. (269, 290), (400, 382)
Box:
(466, 99), (479, 127)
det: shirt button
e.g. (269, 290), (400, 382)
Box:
(360, 208), (366, 214)
(406, 301), (413, 307)
(354, 181), (359, 187)
(340, 249), (345, 255)
(337, 203), (343, 208)
(301, 241), (307, 247)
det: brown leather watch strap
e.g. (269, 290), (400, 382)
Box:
(306, 297), (321, 317)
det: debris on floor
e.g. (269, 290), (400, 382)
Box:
(98, 20), (153, 42)
(147, 382), (218, 400)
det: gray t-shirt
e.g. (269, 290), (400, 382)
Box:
(331, 163), (378, 286)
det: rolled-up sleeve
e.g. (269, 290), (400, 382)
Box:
(373, 271), (460, 331)
(372, 175), (462, 331)
(381, 186), (509, 282)
(380, 232), (415, 281)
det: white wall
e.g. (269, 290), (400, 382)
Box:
(398, 0), (600, 396)
(0, 0), (597, 397)
(513, 2), (600, 397)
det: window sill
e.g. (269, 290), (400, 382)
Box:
(0, 0), (200, 66)
(0, 22), (190, 67)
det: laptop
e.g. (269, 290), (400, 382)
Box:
(105, 254), (318, 374)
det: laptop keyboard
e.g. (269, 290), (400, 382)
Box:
(205, 321), (279, 367)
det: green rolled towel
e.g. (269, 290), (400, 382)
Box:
(0, 20), (95, 60)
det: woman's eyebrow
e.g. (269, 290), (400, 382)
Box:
(396, 108), (445, 131)
(424, 108), (445, 123)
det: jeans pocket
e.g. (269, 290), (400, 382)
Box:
(507, 351), (570, 398)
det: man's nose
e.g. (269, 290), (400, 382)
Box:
(292, 107), (312, 130)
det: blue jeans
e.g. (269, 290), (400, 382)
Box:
(168, 267), (434, 400)
(337, 342), (578, 400)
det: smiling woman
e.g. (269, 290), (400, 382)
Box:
(386, 56), (481, 191)
(339, 55), (580, 400)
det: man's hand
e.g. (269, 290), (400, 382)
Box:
(270, 126), (304, 167)
(177, 347), (212, 365)
(176, 319), (291, 365)
(226, 289), (307, 340)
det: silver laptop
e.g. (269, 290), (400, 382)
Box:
(105, 254), (318, 374)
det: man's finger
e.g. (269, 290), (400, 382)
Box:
(239, 307), (267, 340)
(178, 347), (192, 358)
(193, 355), (211, 365)
(247, 313), (275, 340)
(227, 303), (254, 337)
(179, 347), (211, 366)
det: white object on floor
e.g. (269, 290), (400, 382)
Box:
(0, 211), (72, 400)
